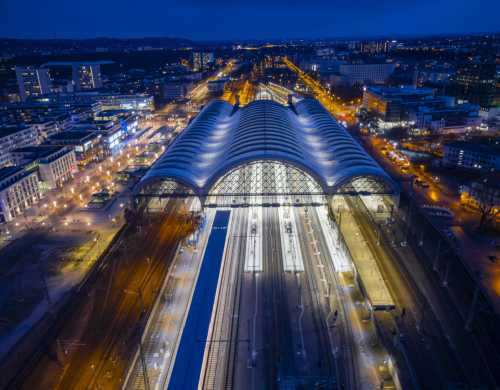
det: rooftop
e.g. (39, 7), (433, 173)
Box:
(11, 145), (68, 159)
(95, 110), (130, 117)
(0, 166), (23, 182)
(139, 98), (397, 195)
(0, 125), (31, 137)
(48, 130), (98, 141)
(366, 86), (435, 98)
(445, 140), (500, 155)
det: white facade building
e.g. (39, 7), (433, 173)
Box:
(15, 66), (52, 101)
(0, 166), (41, 222)
(0, 125), (38, 167)
(10, 146), (77, 190)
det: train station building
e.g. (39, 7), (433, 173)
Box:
(135, 98), (398, 209)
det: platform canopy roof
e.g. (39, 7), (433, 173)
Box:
(139, 98), (398, 196)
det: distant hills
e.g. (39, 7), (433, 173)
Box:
(0, 37), (196, 56)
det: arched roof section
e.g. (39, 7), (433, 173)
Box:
(138, 98), (398, 195)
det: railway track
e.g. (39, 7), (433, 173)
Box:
(294, 207), (340, 388)
(200, 208), (247, 389)
(201, 209), (235, 389)
(82, 205), (189, 389)
(343, 195), (471, 388)
(3, 222), (129, 390)
(18, 199), (194, 390)
(222, 211), (251, 388)
(267, 206), (295, 386)
(307, 206), (360, 390)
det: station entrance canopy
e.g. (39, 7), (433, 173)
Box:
(136, 99), (398, 206)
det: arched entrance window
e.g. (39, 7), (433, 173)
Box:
(206, 160), (325, 206)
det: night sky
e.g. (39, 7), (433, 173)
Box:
(1, 0), (498, 40)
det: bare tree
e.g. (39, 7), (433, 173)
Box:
(472, 179), (499, 231)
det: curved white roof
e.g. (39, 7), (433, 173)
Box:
(139, 98), (397, 195)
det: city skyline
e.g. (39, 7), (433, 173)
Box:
(1, 0), (499, 40)
(0, 3), (499, 387)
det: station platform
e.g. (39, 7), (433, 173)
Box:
(167, 210), (231, 389)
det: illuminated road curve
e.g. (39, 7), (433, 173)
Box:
(283, 57), (358, 125)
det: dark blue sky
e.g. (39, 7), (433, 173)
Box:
(1, 0), (498, 40)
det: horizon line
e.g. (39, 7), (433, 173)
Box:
(1, 30), (499, 44)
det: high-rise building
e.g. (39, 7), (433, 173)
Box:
(360, 40), (390, 54)
(203, 52), (214, 67)
(451, 63), (496, 107)
(192, 52), (202, 71)
(192, 51), (214, 71)
(15, 66), (51, 101)
(72, 63), (103, 90)
(38, 61), (110, 91)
